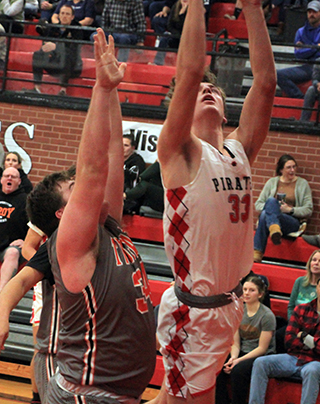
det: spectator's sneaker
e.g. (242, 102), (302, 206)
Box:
(224, 14), (236, 19)
(269, 224), (282, 245)
(302, 234), (320, 248)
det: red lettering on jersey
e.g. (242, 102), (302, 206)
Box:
(110, 238), (123, 266)
(132, 262), (153, 314)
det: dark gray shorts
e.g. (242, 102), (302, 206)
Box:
(34, 352), (57, 404)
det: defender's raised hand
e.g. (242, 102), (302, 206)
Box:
(94, 29), (126, 90)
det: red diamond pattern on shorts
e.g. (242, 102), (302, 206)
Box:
(172, 304), (190, 332)
(166, 334), (186, 361)
(168, 364), (186, 396)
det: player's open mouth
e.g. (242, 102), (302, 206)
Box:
(203, 95), (214, 102)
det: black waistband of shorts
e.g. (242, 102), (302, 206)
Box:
(174, 282), (243, 309)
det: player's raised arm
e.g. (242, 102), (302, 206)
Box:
(229, 0), (276, 165)
(0, 266), (43, 351)
(158, 0), (206, 171)
(57, 30), (126, 292)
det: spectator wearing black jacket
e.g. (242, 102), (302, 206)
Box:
(32, 4), (83, 95)
(0, 152), (33, 194)
(0, 167), (28, 291)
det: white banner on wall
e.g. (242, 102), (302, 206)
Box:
(122, 121), (163, 164)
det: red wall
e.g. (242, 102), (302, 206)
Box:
(1, 102), (319, 234)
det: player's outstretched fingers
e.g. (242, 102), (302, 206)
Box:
(108, 35), (115, 56)
(94, 28), (108, 61)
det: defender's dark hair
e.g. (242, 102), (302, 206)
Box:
(26, 171), (70, 237)
(276, 154), (297, 176)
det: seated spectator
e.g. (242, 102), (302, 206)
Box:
(93, 0), (104, 26)
(216, 276), (276, 404)
(224, 0), (243, 20)
(276, 249), (320, 353)
(52, 0), (95, 39)
(303, 232), (320, 246)
(24, 0), (39, 19)
(124, 161), (164, 214)
(123, 133), (146, 193)
(277, 1), (320, 99)
(39, 0), (61, 22)
(152, 0), (188, 66)
(0, 152), (33, 194)
(96, 0), (146, 62)
(150, 0), (209, 35)
(254, 154), (313, 263)
(32, 5), (83, 95)
(149, 0), (177, 34)
(300, 57), (320, 121)
(0, 0), (24, 69)
(249, 277), (320, 404)
(0, 167), (28, 291)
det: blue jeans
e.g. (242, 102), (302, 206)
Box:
(91, 31), (139, 62)
(254, 197), (300, 253)
(249, 354), (320, 404)
(277, 64), (313, 98)
(300, 84), (319, 121)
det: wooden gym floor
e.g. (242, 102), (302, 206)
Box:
(0, 361), (159, 404)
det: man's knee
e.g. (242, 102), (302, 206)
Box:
(2, 246), (20, 262)
(301, 362), (320, 380)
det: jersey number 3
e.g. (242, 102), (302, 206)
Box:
(229, 194), (250, 223)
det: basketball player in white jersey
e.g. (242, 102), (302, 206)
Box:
(149, 0), (276, 402)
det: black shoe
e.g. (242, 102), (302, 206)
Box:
(0, 59), (5, 70)
(302, 234), (320, 248)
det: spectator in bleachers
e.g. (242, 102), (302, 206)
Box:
(276, 249), (320, 353)
(97, 0), (146, 62)
(0, 167), (28, 292)
(24, 0), (40, 19)
(149, 0), (177, 34)
(0, 0), (24, 69)
(277, 1), (320, 99)
(303, 233), (320, 246)
(93, 0), (104, 26)
(150, 0), (209, 35)
(32, 4), (83, 95)
(254, 154), (313, 263)
(123, 160), (164, 214)
(52, 0), (95, 39)
(224, 0), (274, 22)
(249, 277), (320, 404)
(151, 0), (188, 65)
(39, 0), (61, 22)
(224, 0), (243, 20)
(216, 275), (276, 404)
(0, 152), (33, 194)
(300, 56), (320, 121)
(123, 133), (146, 194)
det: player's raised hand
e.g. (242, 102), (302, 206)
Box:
(94, 29), (126, 90)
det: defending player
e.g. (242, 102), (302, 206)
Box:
(150, 0), (276, 402)
(46, 30), (156, 403)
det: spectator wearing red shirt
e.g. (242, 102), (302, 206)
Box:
(249, 277), (320, 404)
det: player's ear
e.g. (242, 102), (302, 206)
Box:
(55, 206), (65, 220)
